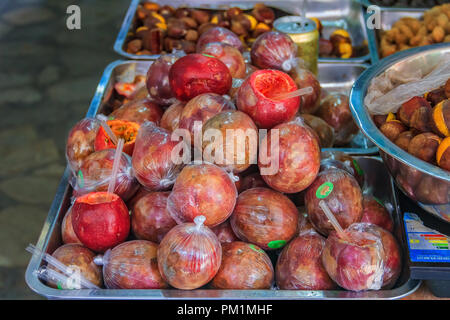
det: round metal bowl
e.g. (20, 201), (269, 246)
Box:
(350, 43), (450, 223)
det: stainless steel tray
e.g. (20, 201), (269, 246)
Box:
(359, 0), (432, 11)
(114, 0), (371, 63)
(25, 154), (421, 299)
(364, 8), (425, 64)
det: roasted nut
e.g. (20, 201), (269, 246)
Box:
(410, 106), (432, 132)
(191, 9), (211, 25)
(252, 22), (271, 38)
(437, 137), (450, 171)
(136, 6), (151, 20)
(230, 20), (248, 36)
(224, 7), (242, 20)
(174, 7), (190, 18)
(167, 20), (188, 39)
(164, 37), (182, 52)
(251, 4), (275, 25)
(142, 28), (163, 53)
(218, 20), (231, 29)
(181, 17), (198, 29)
(380, 119), (407, 142)
(432, 26), (445, 42)
(198, 23), (215, 35)
(159, 5), (175, 19)
(181, 40), (196, 53)
(426, 87), (447, 106)
(319, 38), (333, 56)
(373, 114), (388, 128)
(185, 29), (198, 42)
(431, 99), (450, 137)
(310, 17), (323, 35)
(127, 39), (143, 53)
(330, 29), (352, 58)
(135, 26), (149, 38)
(398, 96), (431, 126)
(408, 132), (442, 163)
(394, 130), (414, 151)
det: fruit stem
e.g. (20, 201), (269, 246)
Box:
(273, 86), (313, 101)
(319, 200), (349, 240)
(107, 138), (124, 196)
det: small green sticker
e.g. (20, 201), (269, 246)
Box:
(77, 170), (84, 188)
(56, 282), (63, 290)
(202, 53), (215, 59)
(249, 244), (265, 254)
(108, 116), (115, 121)
(316, 182), (334, 199)
(267, 240), (286, 249)
(352, 159), (364, 177)
(374, 197), (385, 207)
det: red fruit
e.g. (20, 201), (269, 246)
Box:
(210, 220), (239, 244)
(305, 168), (363, 236)
(196, 26), (244, 52)
(66, 118), (100, 173)
(236, 69), (300, 129)
(198, 42), (246, 79)
(297, 210), (316, 235)
(72, 149), (138, 201)
(239, 171), (268, 193)
(169, 53), (232, 102)
(157, 216), (222, 290)
(101, 240), (168, 289)
(61, 207), (82, 245)
(160, 101), (184, 132)
(211, 241), (274, 289)
(146, 53), (179, 106)
(290, 67), (321, 114)
(276, 233), (337, 290)
(132, 122), (186, 191)
(94, 119), (139, 156)
(259, 117), (321, 193)
(110, 98), (163, 125)
(230, 187), (299, 250)
(321, 151), (365, 188)
(361, 196), (394, 233)
(250, 31), (297, 71)
(72, 192), (130, 252)
(167, 163), (237, 227)
(131, 191), (177, 243)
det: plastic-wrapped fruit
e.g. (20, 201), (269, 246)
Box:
(160, 101), (184, 132)
(196, 26), (244, 52)
(239, 172), (268, 193)
(322, 223), (386, 291)
(99, 240), (168, 289)
(230, 187), (299, 250)
(250, 31), (297, 72)
(110, 98), (163, 125)
(146, 53), (179, 106)
(276, 233), (337, 290)
(131, 191), (177, 243)
(178, 93), (235, 142)
(94, 119), (140, 156)
(157, 216), (222, 290)
(72, 192), (130, 253)
(202, 110), (258, 173)
(259, 117), (321, 193)
(167, 163), (237, 227)
(290, 68), (321, 114)
(198, 42), (246, 79)
(305, 168), (363, 236)
(300, 114), (335, 148)
(66, 118), (100, 173)
(321, 151), (365, 188)
(48, 244), (102, 288)
(297, 210), (316, 235)
(361, 196), (394, 233)
(316, 93), (358, 146)
(132, 122), (186, 191)
(236, 69), (300, 129)
(61, 206), (82, 245)
(211, 241), (274, 289)
(169, 53), (232, 102)
(71, 149), (138, 201)
(211, 220), (239, 244)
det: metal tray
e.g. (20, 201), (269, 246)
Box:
(359, 0), (433, 11)
(25, 154), (420, 299)
(364, 8), (426, 64)
(114, 0), (371, 63)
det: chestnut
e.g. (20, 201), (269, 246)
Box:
(394, 130), (415, 151)
(437, 137), (450, 171)
(380, 120), (407, 142)
(407, 132), (441, 163)
(410, 106), (432, 133)
(426, 87), (447, 107)
(431, 99), (450, 138)
(398, 96), (431, 126)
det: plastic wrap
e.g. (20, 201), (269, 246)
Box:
(238, 171), (268, 193)
(61, 206), (82, 245)
(290, 67), (321, 114)
(320, 151), (365, 188)
(110, 98), (163, 125)
(196, 27), (244, 53)
(95, 240), (168, 289)
(131, 191), (177, 243)
(300, 114), (335, 148)
(297, 208), (316, 236)
(236, 69), (300, 129)
(361, 195), (394, 233)
(66, 118), (100, 174)
(258, 117), (321, 193)
(93, 119), (140, 156)
(276, 233), (336, 290)
(157, 216), (222, 290)
(305, 168), (363, 237)
(160, 101), (185, 132)
(146, 54), (180, 106)
(70, 149), (138, 202)
(210, 220), (239, 244)
(211, 241), (274, 289)
(132, 122), (186, 191)
(230, 187), (298, 250)
(167, 162), (237, 227)
(365, 53), (450, 115)
(198, 42), (247, 79)
(316, 93), (358, 146)
(72, 192), (130, 253)
(202, 110), (258, 173)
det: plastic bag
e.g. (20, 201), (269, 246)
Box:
(196, 26), (244, 53)
(160, 100), (185, 132)
(146, 53), (180, 106)
(131, 191), (177, 243)
(276, 233), (337, 290)
(211, 241), (274, 289)
(157, 216), (222, 290)
(320, 150), (365, 188)
(70, 149), (138, 202)
(110, 98), (163, 125)
(230, 187), (299, 250)
(66, 118), (100, 174)
(94, 240), (168, 289)
(167, 162), (237, 227)
(198, 42), (247, 79)
(132, 121), (186, 191)
(365, 53), (450, 115)
(61, 206), (82, 245)
(360, 195), (394, 233)
(297, 208), (317, 236)
(210, 219), (239, 244)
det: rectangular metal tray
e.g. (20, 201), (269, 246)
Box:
(364, 8), (426, 64)
(114, 0), (371, 63)
(25, 153), (421, 299)
(359, 0), (433, 11)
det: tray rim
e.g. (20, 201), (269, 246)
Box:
(358, 0), (434, 11)
(113, 0), (371, 63)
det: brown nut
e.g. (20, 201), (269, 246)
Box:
(167, 20), (188, 39)
(446, 79), (450, 99)
(319, 38), (333, 56)
(174, 7), (190, 18)
(142, 28), (163, 53)
(224, 7), (243, 20)
(143, 2), (159, 11)
(394, 130), (415, 151)
(191, 9), (211, 25)
(426, 87), (447, 107)
(127, 39), (143, 53)
(407, 132), (442, 163)
(380, 120), (407, 142)
(181, 17), (198, 29)
(135, 26), (149, 38)
(198, 23), (216, 35)
(372, 114), (388, 128)
(310, 17), (323, 35)
(432, 26), (445, 43)
(185, 29), (198, 42)
(251, 4), (275, 25)
(431, 99), (450, 137)
(164, 37), (182, 52)
(437, 137), (450, 171)
(410, 106), (432, 133)
(398, 96), (431, 126)
(230, 20), (248, 36)
(159, 5), (175, 19)
(252, 22), (271, 38)
(181, 40), (196, 53)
